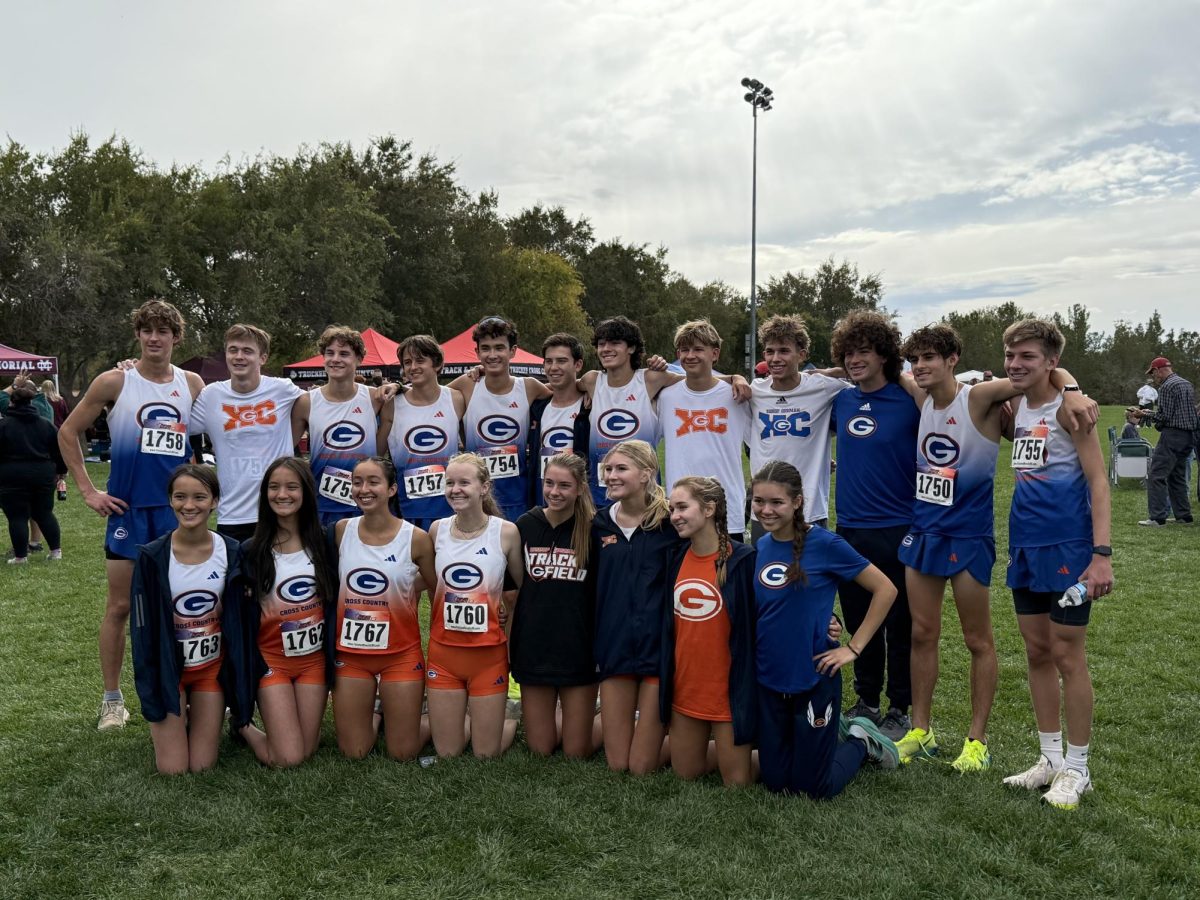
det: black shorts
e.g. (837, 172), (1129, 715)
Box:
(1012, 587), (1091, 626)
(217, 522), (256, 543)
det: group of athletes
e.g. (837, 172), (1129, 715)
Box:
(58, 297), (1113, 809)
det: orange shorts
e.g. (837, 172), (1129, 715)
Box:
(260, 649), (327, 689)
(179, 659), (222, 694)
(426, 641), (509, 696)
(335, 644), (425, 683)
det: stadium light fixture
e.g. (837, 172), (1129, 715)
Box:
(741, 77), (774, 375)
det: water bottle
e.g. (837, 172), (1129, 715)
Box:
(1058, 582), (1088, 608)
(56, 480), (67, 502)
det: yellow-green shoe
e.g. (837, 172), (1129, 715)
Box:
(895, 726), (938, 764)
(951, 738), (991, 773)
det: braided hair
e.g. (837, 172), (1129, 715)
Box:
(671, 476), (731, 587)
(751, 461), (809, 585)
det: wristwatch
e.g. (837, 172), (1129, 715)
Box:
(1062, 384), (1082, 393)
(1092, 545), (1112, 557)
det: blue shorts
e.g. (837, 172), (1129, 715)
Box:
(319, 508), (359, 528)
(1006, 542), (1091, 594)
(105, 506), (178, 560)
(898, 532), (995, 587)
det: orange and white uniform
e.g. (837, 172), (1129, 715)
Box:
(171, 533), (228, 693)
(427, 516), (510, 695)
(334, 518), (424, 682)
(671, 549), (732, 722)
(258, 548), (327, 688)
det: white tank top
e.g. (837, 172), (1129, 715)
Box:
(387, 386), (462, 519)
(335, 518), (420, 653)
(658, 380), (751, 534)
(537, 398), (584, 476)
(169, 533), (228, 669)
(260, 548), (324, 659)
(309, 384), (378, 512)
(588, 369), (661, 503)
(431, 515), (508, 646)
(463, 378), (530, 512)
(107, 365), (193, 508)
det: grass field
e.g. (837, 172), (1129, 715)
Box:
(2, 406), (1198, 899)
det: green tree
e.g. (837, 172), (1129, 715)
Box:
(504, 204), (595, 265)
(489, 247), (588, 352)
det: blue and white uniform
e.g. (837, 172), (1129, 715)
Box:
(309, 384), (377, 526)
(897, 384), (999, 586)
(1007, 394), (1092, 593)
(387, 387), (461, 530)
(832, 382), (918, 529)
(588, 371), (660, 506)
(105, 366), (193, 559)
(532, 398), (583, 507)
(463, 378), (530, 521)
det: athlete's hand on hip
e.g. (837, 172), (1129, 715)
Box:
(826, 615), (842, 641)
(1080, 557), (1114, 600)
(814, 645), (856, 675)
(84, 490), (128, 517)
(1062, 391), (1099, 433)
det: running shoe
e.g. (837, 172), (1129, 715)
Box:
(951, 738), (991, 773)
(47, 549), (62, 560)
(847, 717), (900, 769)
(97, 700), (130, 731)
(1003, 755), (1059, 790)
(27, 541), (43, 553)
(879, 707), (911, 741)
(505, 698), (523, 722)
(1043, 767), (1092, 810)
(6, 556), (28, 565)
(845, 700), (882, 726)
(895, 726), (938, 764)
(1137, 519), (1165, 527)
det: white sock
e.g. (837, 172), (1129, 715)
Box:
(1038, 730), (1063, 767)
(1064, 742), (1089, 775)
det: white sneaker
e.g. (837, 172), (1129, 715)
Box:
(1137, 519), (1165, 527)
(6, 556), (28, 565)
(98, 699), (131, 731)
(1003, 755), (1058, 790)
(1043, 767), (1092, 810)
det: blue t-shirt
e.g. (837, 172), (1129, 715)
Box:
(832, 382), (919, 528)
(754, 528), (868, 693)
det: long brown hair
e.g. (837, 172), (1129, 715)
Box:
(446, 452), (501, 518)
(601, 439), (668, 530)
(542, 452), (596, 568)
(671, 476), (730, 587)
(751, 461), (809, 585)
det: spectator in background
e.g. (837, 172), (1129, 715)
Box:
(1121, 409), (1142, 441)
(983, 370), (994, 382)
(1133, 357), (1197, 526)
(1, 377), (53, 422)
(40, 380), (69, 427)
(0, 380), (66, 563)
(1137, 382), (1159, 410)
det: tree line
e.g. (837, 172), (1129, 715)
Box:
(0, 133), (1190, 404)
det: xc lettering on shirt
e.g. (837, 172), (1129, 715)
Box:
(222, 400), (278, 431)
(675, 407), (729, 436)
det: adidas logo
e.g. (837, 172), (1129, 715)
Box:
(207, 571), (221, 580)
(352, 406), (363, 414)
(776, 397), (788, 404)
(170, 390), (181, 398)
(626, 394), (637, 402)
(859, 403), (872, 411)
(509, 402), (519, 408)
(476, 547), (488, 555)
(434, 411), (444, 418)
(946, 417), (957, 425)
(1057, 565), (1071, 575)
(948, 552), (959, 563)
(386, 555), (396, 562)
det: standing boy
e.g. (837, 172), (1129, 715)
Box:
(1001, 318), (1113, 809)
(528, 333), (589, 507)
(59, 299), (205, 729)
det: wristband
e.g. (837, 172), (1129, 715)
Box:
(1062, 384), (1081, 393)
(1092, 545), (1112, 557)
(847, 644), (860, 658)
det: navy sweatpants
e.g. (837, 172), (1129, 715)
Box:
(757, 673), (867, 799)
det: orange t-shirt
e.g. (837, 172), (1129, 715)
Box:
(672, 549), (731, 722)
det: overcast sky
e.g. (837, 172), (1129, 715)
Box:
(4, 0), (1198, 337)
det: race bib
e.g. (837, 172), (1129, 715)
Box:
(1011, 425), (1049, 470)
(442, 598), (489, 633)
(479, 445), (519, 479)
(178, 630), (221, 668)
(404, 464), (445, 499)
(282, 617), (324, 657)
(318, 466), (355, 505)
(916, 466), (956, 507)
(140, 422), (187, 457)
(339, 615), (390, 651)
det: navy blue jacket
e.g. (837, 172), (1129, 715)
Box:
(658, 541), (758, 746)
(130, 532), (254, 726)
(237, 539), (339, 694)
(592, 505), (686, 679)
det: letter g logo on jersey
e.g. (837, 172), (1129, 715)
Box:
(136, 402), (182, 427)
(405, 425), (448, 455)
(277, 575), (318, 604)
(174, 590), (219, 618)
(597, 409), (640, 440)
(757, 562), (791, 589)
(846, 415), (877, 438)
(921, 432), (960, 467)
(673, 578), (723, 621)
(542, 426), (574, 453)
(443, 563), (484, 592)
(346, 567), (388, 597)
(323, 421), (366, 451)
(478, 415), (520, 444)
(757, 411), (811, 440)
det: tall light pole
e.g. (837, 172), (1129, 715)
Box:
(741, 76), (772, 376)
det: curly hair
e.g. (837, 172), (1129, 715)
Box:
(472, 316), (518, 349)
(131, 299), (185, 340)
(900, 323), (962, 362)
(758, 314), (810, 353)
(830, 310), (903, 382)
(591, 316), (645, 370)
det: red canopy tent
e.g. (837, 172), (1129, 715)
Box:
(438, 327), (544, 378)
(0, 343), (59, 390)
(283, 328), (402, 382)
